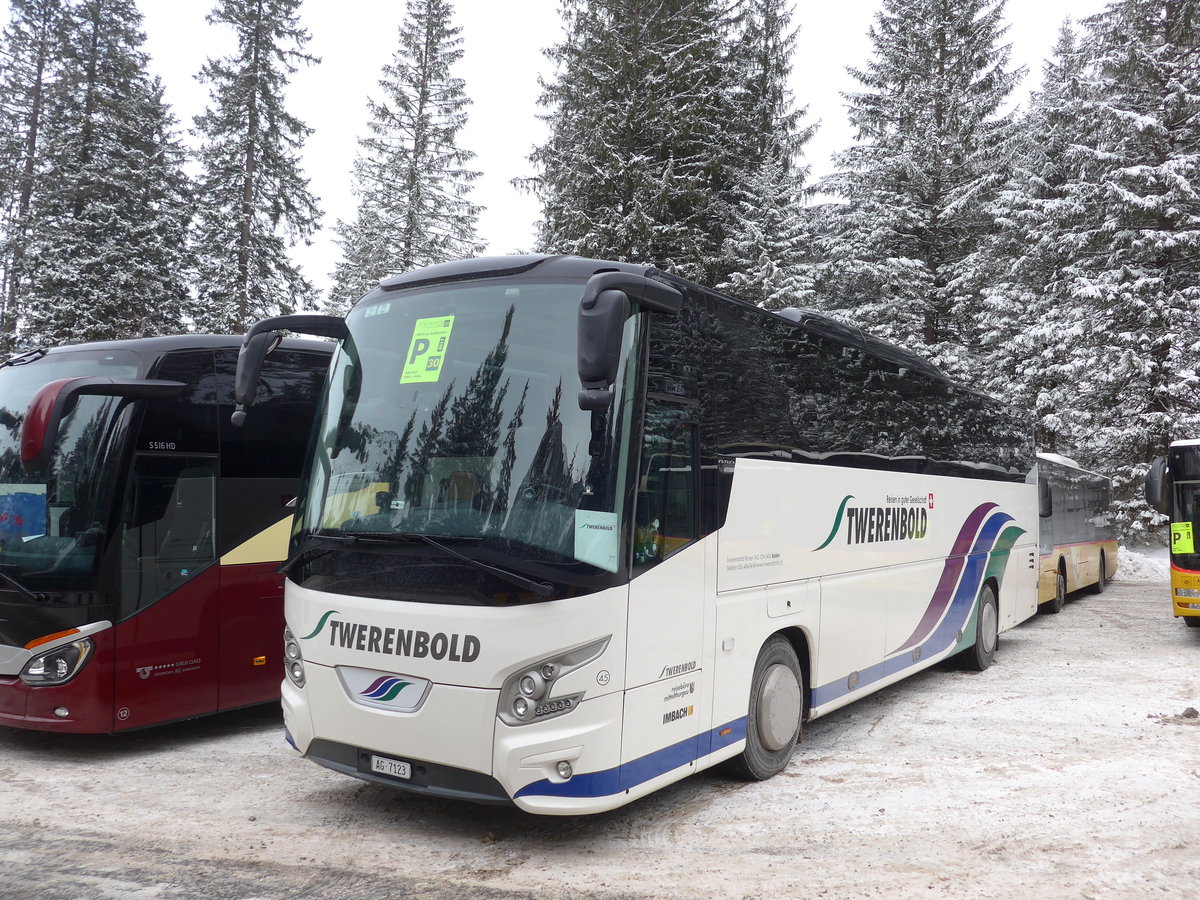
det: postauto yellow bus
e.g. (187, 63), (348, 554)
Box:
(1147, 440), (1200, 626)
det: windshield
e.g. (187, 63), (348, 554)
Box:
(295, 279), (640, 588)
(0, 349), (140, 591)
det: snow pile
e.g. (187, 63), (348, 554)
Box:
(1116, 545), (1169, 584)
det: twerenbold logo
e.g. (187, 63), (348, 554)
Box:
(301, 609), (340, 640)
(360, 675), (412, 703)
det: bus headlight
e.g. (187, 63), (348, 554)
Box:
(1176, 588), (1200, 599)
(20, 638), (94, 686)
(497, 636), (610, 727)
(283, 628), (305, 687)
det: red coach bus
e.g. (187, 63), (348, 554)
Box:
(0, 335), (330, 732)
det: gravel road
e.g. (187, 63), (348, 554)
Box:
(2, 577), (1197, 900)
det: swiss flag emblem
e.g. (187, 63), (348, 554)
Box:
(928, 493), (935, 509)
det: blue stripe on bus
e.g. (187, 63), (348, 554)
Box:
(514, 717), (748, 800)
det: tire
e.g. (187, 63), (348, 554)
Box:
(729, 635), (803, 781)
(1041, 565), (1067, 615)
(1091, 554), (1107, 595)
(1185, 617), (1200, 629)
(961, 583), (999, 671)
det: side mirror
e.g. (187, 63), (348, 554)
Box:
(22, 377), (186, 471)
(1145, 455), (1170, 515)
(577, 272), (682, 410)
(233, 313), (347, 426)
(1038, 477), (1053, 519)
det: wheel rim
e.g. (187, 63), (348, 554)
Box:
(757, 663), (802, 751)
(980, 598), (999, 654)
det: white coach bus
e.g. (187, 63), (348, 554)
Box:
(235, 255), (1039, 815)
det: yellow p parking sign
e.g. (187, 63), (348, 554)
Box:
(401, 316), (455, 384)
(1171, 521), (1195, 554)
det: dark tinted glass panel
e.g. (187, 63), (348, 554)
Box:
(139, 351), (218, 454)
(1040, 460), (1115, 548)
(120, 456), (216, 615)
(648, 290), (1034, 529)
(215, 348), (329, 479)
(1170, 446), (1200, 481)
(634, 402), (697, 570)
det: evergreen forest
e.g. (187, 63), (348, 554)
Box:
(0, 0), (1196, 539)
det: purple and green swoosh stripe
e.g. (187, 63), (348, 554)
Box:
(811, 502), (1025, 707)
(360, 676), (413, 703)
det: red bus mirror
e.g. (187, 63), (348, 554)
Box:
(21, 377), (185, 471)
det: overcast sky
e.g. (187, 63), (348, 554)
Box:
(1, 0), (1105, 298)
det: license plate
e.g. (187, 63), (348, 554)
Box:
(370, 755), (411, 780)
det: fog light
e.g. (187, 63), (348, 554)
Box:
(287, 660), (305, 687)
(513, 697), (529, 718)
(53, 707), (69, 718)
(283, 628), (305, 687)
(556, 761), (573, 779)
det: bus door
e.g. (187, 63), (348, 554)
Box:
(622, 399), (705, 777)
(113, 454), (220, 729)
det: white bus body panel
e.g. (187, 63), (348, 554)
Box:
(285, 459), (1037, 814)
(716, 460), (1037, 718)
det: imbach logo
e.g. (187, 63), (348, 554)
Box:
(301, 609), (481, 663)
(813, 494), (929, 550)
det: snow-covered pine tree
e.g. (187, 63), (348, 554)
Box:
(975, 22), (1091, 450)
(816, 0), (1022, 380)
(191, 0), (321, 333)
(0, 0), (67, 350)
(717, 0), (815, 307)
(718, 153), (815, 309)
(1051, 0), (1200, 539)
(527, 0), (735, 282)
(326, 0), (482, 314)
(18, 0), (194, 346)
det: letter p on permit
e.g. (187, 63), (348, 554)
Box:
(408, 338), (430, 364)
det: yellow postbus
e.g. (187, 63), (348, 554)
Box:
(1036, 454), (1119, 614)
(1146, 441), (1200, 626)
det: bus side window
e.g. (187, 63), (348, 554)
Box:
(635, 403), (697, 568)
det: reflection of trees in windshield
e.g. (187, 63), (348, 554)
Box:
(506, 382), (580, 548)
(328, 301), (598, 556)
(389, 306), (586, 539)
(491, 381), (529, 521)
(404, 383), (453, 507)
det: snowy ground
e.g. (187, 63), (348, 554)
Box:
(1, 553), (1197, 900)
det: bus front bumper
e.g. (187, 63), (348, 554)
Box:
(282, 664), (631, 814)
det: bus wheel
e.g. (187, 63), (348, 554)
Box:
(1043, 566), (1067, 615)
(730, 636), (803, 781)
(1091, 555), (1107, 595)
(1185, 617), (1200, 628)
(962, 584), (999, 672)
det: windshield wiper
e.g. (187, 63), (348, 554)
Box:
(0, 347), (47, 369)
(278, 532), (397, 577)
(0, 565), (47, 602)
(394, 531), (555, 598)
